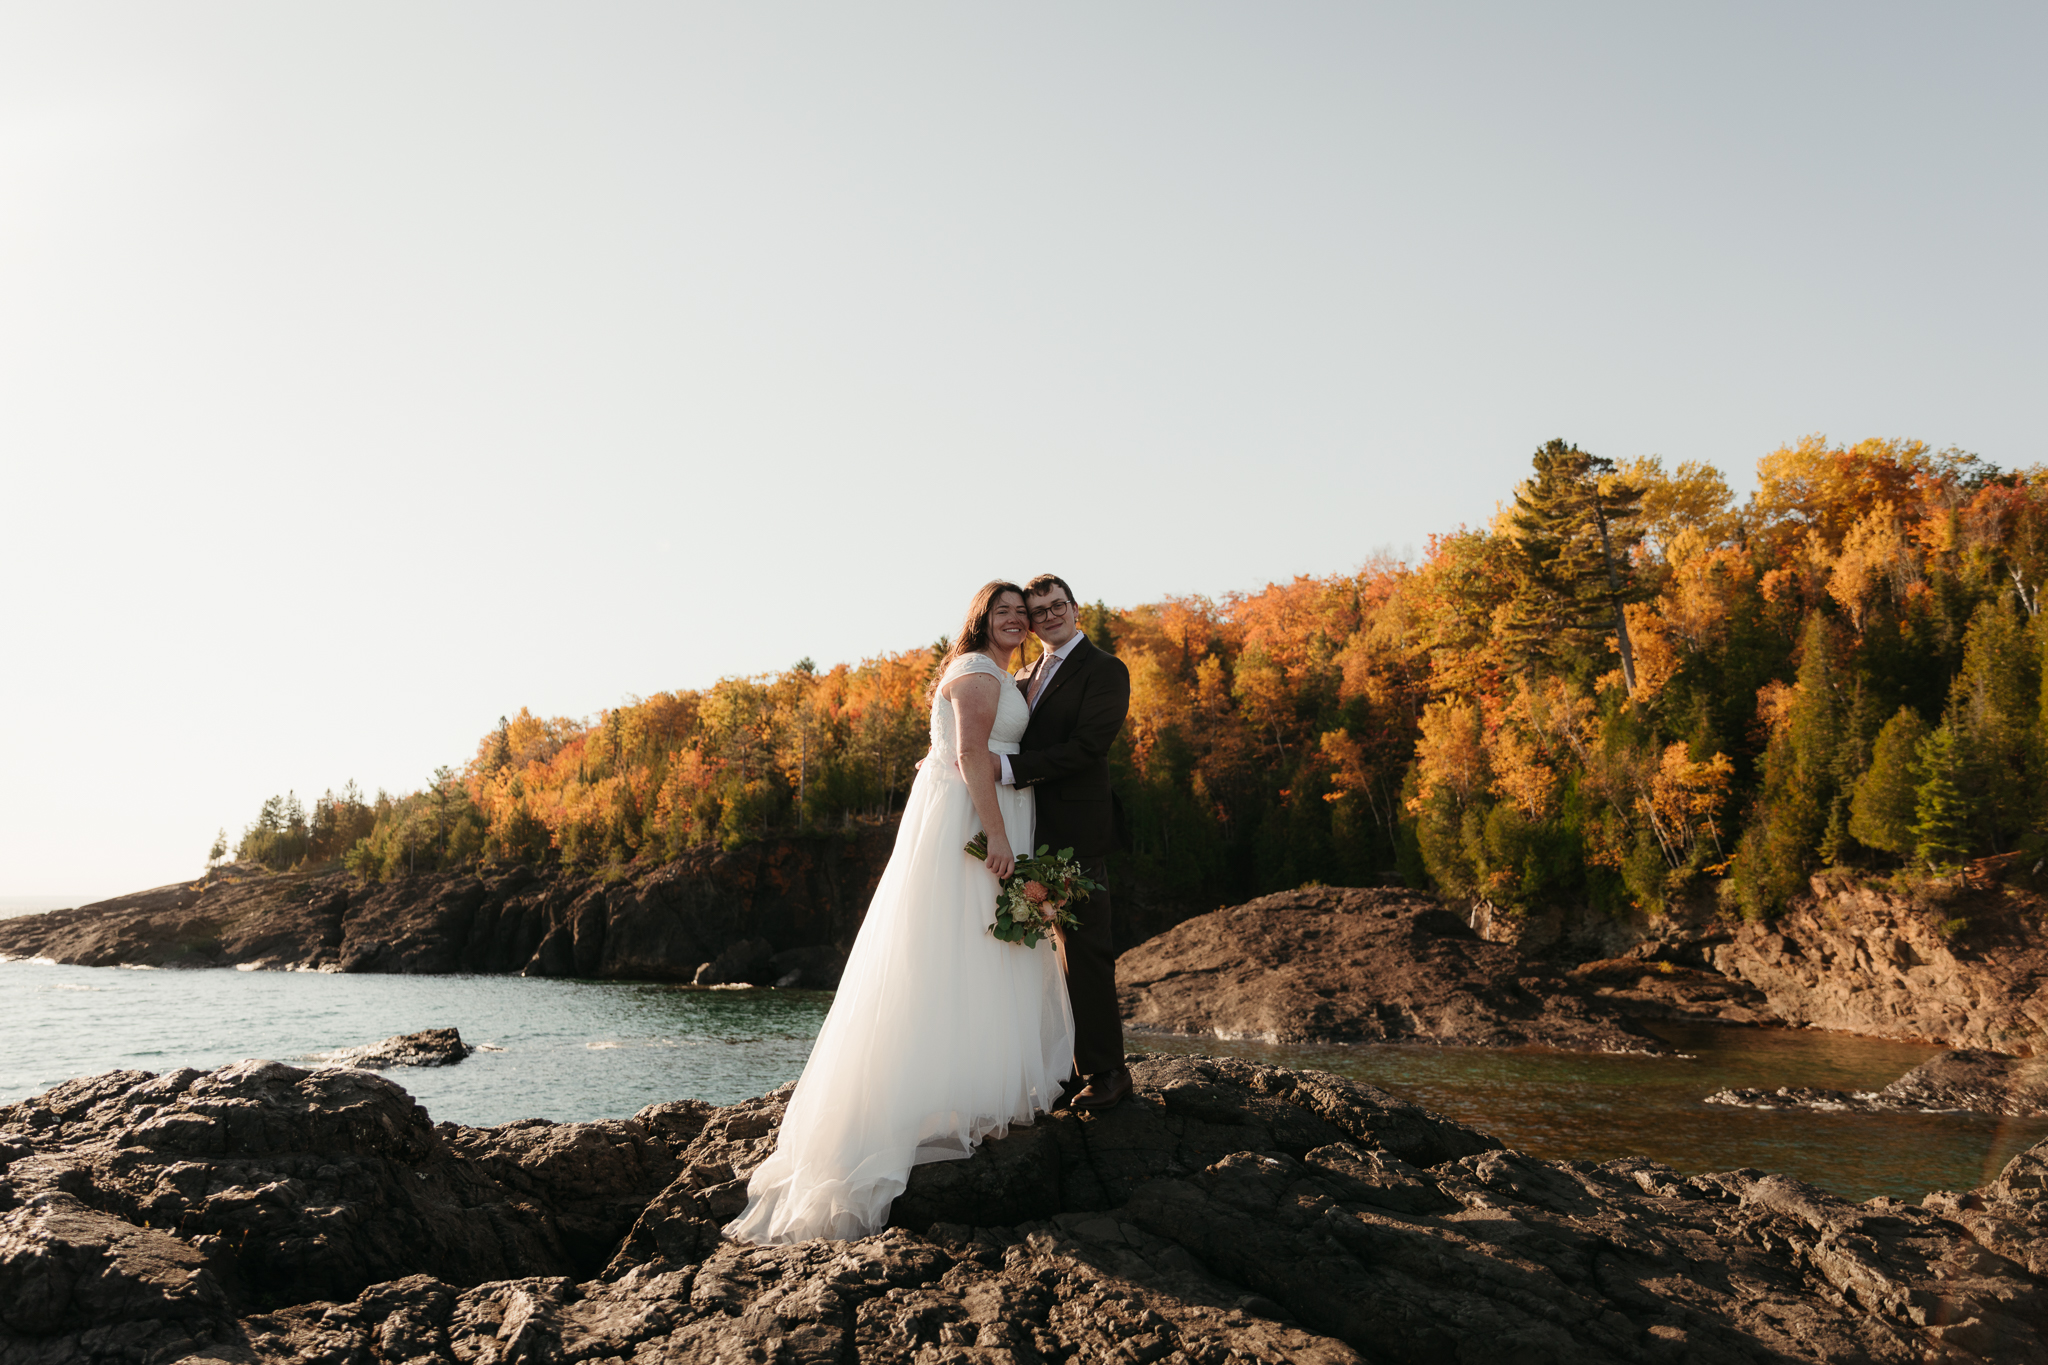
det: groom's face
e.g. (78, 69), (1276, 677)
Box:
(1026, 588), (1080, 650)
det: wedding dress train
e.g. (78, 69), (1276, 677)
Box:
(723, 651), (1074, 1244)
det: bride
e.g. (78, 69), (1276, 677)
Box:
(723, 580), (1075, 1245)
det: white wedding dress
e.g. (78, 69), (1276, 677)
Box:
(723, 651), (1075, 1245)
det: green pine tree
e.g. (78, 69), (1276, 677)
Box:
(1848, 706), (1930, 856)
(1947, 597), (2043, 852)
(1730, 612), (1844, 916)
(1504, 439), (1649, 688)
(1911, 722), (1973, 872)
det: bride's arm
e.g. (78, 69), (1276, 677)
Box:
(944, 672), (1016, 878)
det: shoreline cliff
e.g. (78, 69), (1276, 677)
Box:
(9, 853), (2048, 1064)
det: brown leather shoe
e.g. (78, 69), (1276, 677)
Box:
(1069, 1065), (1131, 1112)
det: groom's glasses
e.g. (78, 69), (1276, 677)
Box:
(1027, 599), (1073, 623)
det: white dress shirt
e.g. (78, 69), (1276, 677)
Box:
(999, 632), (1086, 786)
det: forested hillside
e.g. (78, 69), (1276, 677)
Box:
(237, 434), (2048, 920)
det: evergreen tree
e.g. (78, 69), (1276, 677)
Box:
(1818, 682), (1884, 865)
(1848, 707), (1930, 856)
(1082, 600), (1118, 654)
(1912, 720), (1972, 872)
(1730, 613), (1843, 916)
(1948, 596), (2042, 852)
(1505, 440), (1649, 688)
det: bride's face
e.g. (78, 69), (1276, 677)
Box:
(987, 592), (1030, 653)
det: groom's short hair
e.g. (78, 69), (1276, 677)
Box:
(1024, 573), (1073, 603)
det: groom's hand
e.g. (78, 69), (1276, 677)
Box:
(988, 752), (1004, 784)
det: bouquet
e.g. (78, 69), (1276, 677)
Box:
(964, 833), (1101, 953)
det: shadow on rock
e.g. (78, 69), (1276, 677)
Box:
(7, 1053), (2048, 1362)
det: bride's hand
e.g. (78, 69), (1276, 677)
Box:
(983, 830), (1016, 880)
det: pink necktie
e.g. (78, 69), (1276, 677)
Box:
(1029, 657), (1056, 707)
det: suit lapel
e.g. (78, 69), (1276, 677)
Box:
(1033, 637), (1094, 715)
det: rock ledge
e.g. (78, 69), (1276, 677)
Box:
(6, 1053), (2048, 1362)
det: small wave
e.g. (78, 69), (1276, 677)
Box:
(28, 957), (58, 966)
(586, 1041), (623, 1050)
(117, 963), (158, 970)
(474, 1043), (506, 1052)
(50, 983), (103, 992)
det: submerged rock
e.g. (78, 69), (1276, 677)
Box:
(315, 1025), (473, 1069)
(1708, 1048), (2048, 1117)
(1118, 886), (1667, 1051)
(6, 1053), (2048, 1362)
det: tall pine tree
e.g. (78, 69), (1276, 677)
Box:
(1505, 439), (1650, 689)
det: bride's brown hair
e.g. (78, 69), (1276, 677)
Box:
(929, 580), (1028, 701)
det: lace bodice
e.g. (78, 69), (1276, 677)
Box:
(929, 653), (1029, 765)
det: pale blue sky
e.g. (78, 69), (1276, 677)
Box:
(3, 3), (2042, 902)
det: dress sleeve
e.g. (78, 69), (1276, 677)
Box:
(946, 654), (1007, 684)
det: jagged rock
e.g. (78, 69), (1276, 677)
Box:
(1118, 886), (1667, 1051)
(6, 1053), (2048, 1362)
(1708, 1048), (2048, 1117)
(1881, 1049), (2048, 1114)
(1705, 1083), (1875, 1111)
(0, 824), (901, 980)
(1707, 873), (2048, 1051)
(314, 1026), (472, 1069)
(0, 1058), (699, 1318)
(0, 1191), (231, 1336)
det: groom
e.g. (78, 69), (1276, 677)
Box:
(992, 573), (1133, 1111)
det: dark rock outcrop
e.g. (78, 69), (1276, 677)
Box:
(1118, 886), (1668, 1051)
(0, 1060), (703, 1319)
(9, 1054), (2048, 1362)
(1708, 1048), (2048, 1118)
(0, 824), (899, 981)
(313, 1026), (472, 1069)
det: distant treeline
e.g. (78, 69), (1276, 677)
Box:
(235, 434), (2048, 919)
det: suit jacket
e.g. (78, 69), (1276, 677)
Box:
(1011, 636), (1131, 860)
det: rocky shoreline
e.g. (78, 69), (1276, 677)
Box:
(8, 856), (2048, 1075)
(0, 836), (903, 984)
(6, 1055), (2048, 1363)
(1707, 1049), (2048, 1120)
(1117, 886), (1671, 1052)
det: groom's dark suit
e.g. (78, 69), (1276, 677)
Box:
(1011, 636), (1131, 1078)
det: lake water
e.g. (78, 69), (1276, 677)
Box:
(3, 959), (2042, 1205)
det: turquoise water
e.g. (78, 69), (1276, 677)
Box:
(4, 960), (2042, 1204)
(0, 961), (831, 1123)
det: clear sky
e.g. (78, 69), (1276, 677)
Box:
(3, 3), (2042, 905)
